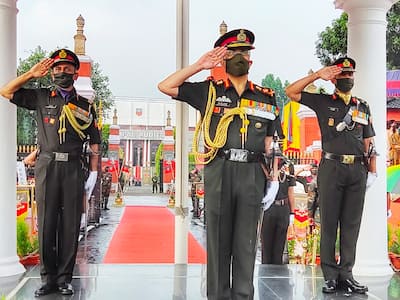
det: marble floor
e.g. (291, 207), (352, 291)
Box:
(2, 186), (400, 299)
(4, 264), (400, 299)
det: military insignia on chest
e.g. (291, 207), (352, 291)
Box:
(351, 110), (369, 125)
(328, 118), (334, 126)
(67, 103), (92, 123)
(240, 98), (276, 120)
(215, 96), (232, 107)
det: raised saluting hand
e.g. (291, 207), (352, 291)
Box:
(196, 47), (227, 70)
(29, 58), (54, 78)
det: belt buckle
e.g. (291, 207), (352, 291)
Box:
(229, 149), (248, 162)
(342, 155), (354, 164)
(54, 152), (68, 162)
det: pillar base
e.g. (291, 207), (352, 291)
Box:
(0, 255), (25, 278)
(353, 258), (393, 277)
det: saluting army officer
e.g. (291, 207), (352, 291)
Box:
(0, 48), (101, 297)
(159, 29), (280, 300)
(286, 57), (377, 295)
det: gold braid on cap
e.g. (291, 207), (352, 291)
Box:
(58, 104), (92, 143)
(192, 81), (248, 164)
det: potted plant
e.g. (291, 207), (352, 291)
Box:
(17, 218), (39, 265)
(388, 224), (400, 271)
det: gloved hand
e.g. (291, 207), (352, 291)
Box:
(85, 171), (98, 199)
(262, 181), (279, 211)
(289, 213), (294, 225)
(366, 172), (377, 189)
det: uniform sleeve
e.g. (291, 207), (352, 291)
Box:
(363, 105), (375, 139)
(299, 91), (321, 111)
(288, 175), (297, 187)
(10, 88), (43, 110)
(175, 81), (210, 112)
(86, 105), (101, 145)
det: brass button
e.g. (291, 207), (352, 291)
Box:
(255, 122), (262, 129)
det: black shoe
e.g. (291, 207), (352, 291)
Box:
(58, 283), (74, 295)
(322, 280), (337, 294)
(104, 207), (110, 210)
(34, 283), (58, 297)
(338, 278), (368, 294)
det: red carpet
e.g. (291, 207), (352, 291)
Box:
(103, 206), (206, 263)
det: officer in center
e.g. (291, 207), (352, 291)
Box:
(0, 48), (101, 297)
(159, 29), (280, 299)
(285, 57), (377, 295)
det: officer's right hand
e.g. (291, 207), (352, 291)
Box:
(196, 47), (227, 70)
(29, 58), (54, 78)
(316, 65), (342, 81)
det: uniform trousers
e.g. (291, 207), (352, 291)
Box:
(261, 204), (290, 264)
(204, 157), (265, 300)
(35, 155), (84, 285)
(317, 158), (367, 281)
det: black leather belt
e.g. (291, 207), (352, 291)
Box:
(273, 198), (288, 206)
(323, 152), (363, 164)
(217, 149), (264, 163)
(40, 152), (81, 162)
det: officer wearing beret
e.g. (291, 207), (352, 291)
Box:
(0, 48), (101, 297)
(159, 29), (280, 300)
(286, 57), (377, 295)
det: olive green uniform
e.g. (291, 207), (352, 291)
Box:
(177, 79), (279, 300)
(11, 88), (101, 285)
(299, 91), (375, 282)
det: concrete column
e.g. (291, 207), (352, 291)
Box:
(174, 0), (189, 264)
(334, 0), (399, 276)
(0, 0), (25, 277)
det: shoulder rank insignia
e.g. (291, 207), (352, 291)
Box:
(254, 84), (275, 97)
(355, 97), (369, 107)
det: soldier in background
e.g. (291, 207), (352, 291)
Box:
(101, 166), (112, 210)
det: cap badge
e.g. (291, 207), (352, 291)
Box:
(343, 59), (351, 67)
(59, 50), (67, 59)
(237, 29), (246, 42)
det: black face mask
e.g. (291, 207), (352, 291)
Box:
(53, 72), (74, 89)
(336, 78), (354, 93)
(225, 54), (249, 77)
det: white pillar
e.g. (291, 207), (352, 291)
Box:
(334, 0), (399, 276)
(174, 0), (189, 264)
(0, 0), (25, 277)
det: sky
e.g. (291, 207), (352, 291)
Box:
(16, 0), (342, 100)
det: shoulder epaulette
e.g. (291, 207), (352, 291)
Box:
(254, 84), (275, 97)
(354, 96), (368, 107)
(78, 94), (93, 105)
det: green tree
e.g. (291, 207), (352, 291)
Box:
(15, 47), (113, 145)
(316, 4), (400, 68)
(101, 124), (110, 157)
(261, 74), (290, 119)
(387, 3), (400, 69)
(315, 13), (348, 66)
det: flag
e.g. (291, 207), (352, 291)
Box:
(282, 102), (300, 152)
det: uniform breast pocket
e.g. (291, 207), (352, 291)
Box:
(247, 116), (268, 135)
(41, 107), (59, 126)
(246, 116), (270, 152)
